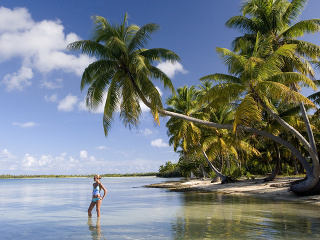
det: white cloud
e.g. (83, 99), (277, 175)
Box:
(78, 98), (87, 111)
(40, 78), (63, 89)
(151, 138), (169, 148)
(22, 154), (37, 168)
(2, 66), (33, 91)
(21, 153), (67, 170)
(0, 7), (33, 33)
(140, 128), (153, 136)
(79, 150), (96, 162)
(0, 149), (15, 159)
(156, 60), (188, 78)
(0, 149), (17, 171)
(80, 150), (88, 159)
(58, 94), (78, 112)
(0, 7), (95, 91)
(12, 122), (37, 128)
(44, 93), (58, 102)
(96, 146), (106, 150)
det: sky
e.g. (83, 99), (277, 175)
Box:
(1, 0), (320, 175)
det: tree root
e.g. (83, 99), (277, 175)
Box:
(290, 178), (320, 196)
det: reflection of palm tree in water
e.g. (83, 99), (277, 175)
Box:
(87, 217), (107, 240)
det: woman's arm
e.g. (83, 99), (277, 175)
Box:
(100, 183), (107, 199)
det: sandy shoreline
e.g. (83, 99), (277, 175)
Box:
(145, 177), (320, 206)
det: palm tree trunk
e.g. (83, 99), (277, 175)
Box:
(258, 99), (318, 162)
(226, 153), (231, 170)
(200, 164), (208, 179)
(256, 98), (319, 192)
(291, 84), (318, 156)
(299, 102), (318, 155)
(292, 154), (299, 175)
(200, 148), (230, 183)
(264, 141), (280, 182)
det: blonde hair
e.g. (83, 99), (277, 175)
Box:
(94, 174), (101, 180)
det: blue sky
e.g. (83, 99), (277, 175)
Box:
(0, 0), (319, 175)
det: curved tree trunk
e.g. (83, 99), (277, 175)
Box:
(199, 164), (209, 179)
(300, 102), (318, 154)
(292, 154), (299, 175)
(264, 141), (280, 182)
(256, 100), (319, 193)
(200, 148), (231, 183)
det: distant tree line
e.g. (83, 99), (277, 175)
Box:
(0, 173), (157, 179)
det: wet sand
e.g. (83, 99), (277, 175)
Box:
(145, 177), (320, 206)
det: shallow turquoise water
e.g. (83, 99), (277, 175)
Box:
(1, 177), (320, 239)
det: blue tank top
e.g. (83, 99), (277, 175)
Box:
(92, 184), (100, 196)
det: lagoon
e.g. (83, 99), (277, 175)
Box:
(1, 177), (320, 239)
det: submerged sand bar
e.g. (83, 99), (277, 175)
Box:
(145, 177), (320, 206)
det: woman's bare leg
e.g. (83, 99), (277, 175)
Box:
(88, 201), (96, 217)
(96, 200), (102, 217)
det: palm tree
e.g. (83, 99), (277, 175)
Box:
(225, 0), (320, 193)
(166, 85), (230, 181)
(226, 0), (320, 170)
(69, 13), (317, 194)
(200, 36), (318, 193)
(67, 14), (180, 136)
(260, 102), (307, 181)
(166, 86), (202, 152)
(226, 0), (320, 66)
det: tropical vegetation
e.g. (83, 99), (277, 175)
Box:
(68, 0), (320, 196)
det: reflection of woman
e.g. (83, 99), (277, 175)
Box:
(88, 174), (107, 217)
(87, 217), (106, 240)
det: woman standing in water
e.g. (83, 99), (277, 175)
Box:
(88, 174), (107, 218)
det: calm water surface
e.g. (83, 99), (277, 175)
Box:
(1, 177), (320, 239)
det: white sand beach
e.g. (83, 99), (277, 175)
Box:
(146, 177), (320, 206)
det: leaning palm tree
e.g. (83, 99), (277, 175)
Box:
(69, 13), (318, 194)
(68, 14), (180, 136)
(226, 0), (320, 168)
(200, 36), (318, 193)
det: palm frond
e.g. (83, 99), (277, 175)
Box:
(216, 47), (247, 76)
(80, 60), (115, 91)
(103, 74), (122, 136)
(200, 73), (241, 84)
(233, 93), (262, 131)
(140, 48), (180, 63)
(266, 72), (317, 90)
(283, 19), (320, 38)
(119, 78), (141, 129)
(149, 65), (175, 93)
(225, 15), (257, 33)
(257, 80), (315, 106)
(283, 0), (308, 23)
(198, 81), (244, 107)
(67, 40), (108, 59)
(308, 91), (320, 105)
(128, 23), (160, 52)
(288, 39), (320, 60)
(231, 34), (256, 53)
